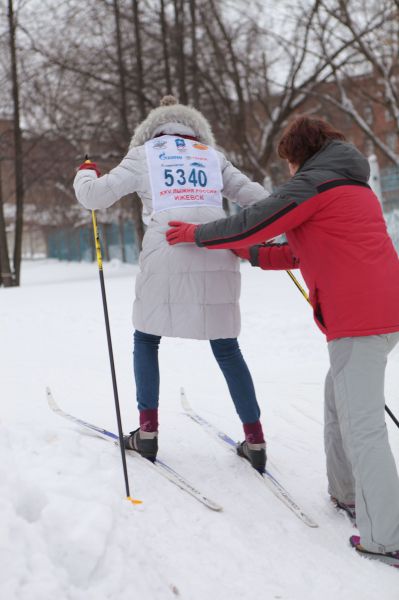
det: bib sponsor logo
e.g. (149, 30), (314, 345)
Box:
(152, 139), (167, 149)
(175, 138), (186, 150)
(159, 152), (183, 160)
(192, 143), (208, 150)
(187, 155), (208, 162)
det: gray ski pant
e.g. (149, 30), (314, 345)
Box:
(325, 333), (399, 553)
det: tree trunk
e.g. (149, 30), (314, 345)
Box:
(113, 0), (144, 252)
(173, 0), (187, 104)
(160, 0), (172, 95)
(112, 0), (129, 141)
(189, 0), (199, 108)
(8, 0), (24, 286)
(132, 0), (146, 120)
(0, 162), (13, 287)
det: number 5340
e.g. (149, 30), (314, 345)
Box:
(164, 168), (207, 187)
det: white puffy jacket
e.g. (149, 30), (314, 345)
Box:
(74, 143), (267, 340)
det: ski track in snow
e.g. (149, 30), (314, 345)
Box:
(1, 259), (399, 599)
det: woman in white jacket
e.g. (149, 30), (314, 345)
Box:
(74, 96), (268, 470)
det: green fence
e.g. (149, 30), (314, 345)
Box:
(47, 221), (139, 263)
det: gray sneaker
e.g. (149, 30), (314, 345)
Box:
(124, 427), (158, 462)
(236, 440), (266, 472)
(350, 535), (399, 568)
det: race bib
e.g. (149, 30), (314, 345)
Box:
(145, 135), (223, 213)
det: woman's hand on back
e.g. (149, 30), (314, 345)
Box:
(166, 221), (198, 245)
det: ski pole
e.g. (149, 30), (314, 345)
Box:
(286, 270), (311, 304)
(86, 158), (142, 505)
(286, 269), (399, 429)
(385, 404), (399, 429)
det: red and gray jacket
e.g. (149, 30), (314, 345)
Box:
(194, 140), (399, 341)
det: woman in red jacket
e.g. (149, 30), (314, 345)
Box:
(166, 116), (399, 567)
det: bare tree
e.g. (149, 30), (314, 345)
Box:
(173, 0), (188, 103)
(8, 0), (24, 286)
(132, 0), (146, 120)
(312, 0), (399, 166)
(113, 0), (130, 143)
(112, 0), (144, 247)
(189, 0), (199, 107)
(197, 0), (343, 182)
(4, 0), (378, 270)
(0, 160), (13, 286)
(159, 0), (172, 94)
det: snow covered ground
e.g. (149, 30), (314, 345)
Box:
(1, 258), (399, 600)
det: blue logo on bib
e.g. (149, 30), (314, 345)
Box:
(159, 152), (183, 160)
(175, 138), (186, 150)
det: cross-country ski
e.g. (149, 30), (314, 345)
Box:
(47, 387), (222, 512)
(180, 388), (318, 528)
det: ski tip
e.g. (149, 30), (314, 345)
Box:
(127, 496), (143, 505)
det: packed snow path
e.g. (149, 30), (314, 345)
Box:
(1, 259), (399, 599)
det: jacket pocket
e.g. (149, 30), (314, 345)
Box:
(311, 288), (327, 332)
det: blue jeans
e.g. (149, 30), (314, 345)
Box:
(133, 330), (261, 424)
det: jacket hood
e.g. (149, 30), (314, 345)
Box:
(130, 98), (216, 149)
(301, 140), (370, 182)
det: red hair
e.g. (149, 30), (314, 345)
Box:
(277, 116), (346, 166)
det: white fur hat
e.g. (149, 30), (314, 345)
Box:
(129, 96), (216, 148)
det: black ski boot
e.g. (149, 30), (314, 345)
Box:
(124, 427), (158, 462)
(237, 440), (266, 473)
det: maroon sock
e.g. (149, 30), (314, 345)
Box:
(243, 420), (265, 444)
(139, 409), (158, 432)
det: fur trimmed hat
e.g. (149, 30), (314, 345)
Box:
(129, 96), (216, 148)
